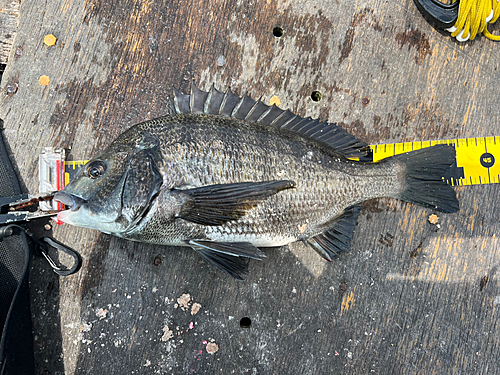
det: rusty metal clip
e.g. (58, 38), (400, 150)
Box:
(0, 193), (57, 225)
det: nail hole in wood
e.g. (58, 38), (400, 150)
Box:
(240, 317), (252, 328)
(273, 27), (283, 38)
(311, 91), (322, 102)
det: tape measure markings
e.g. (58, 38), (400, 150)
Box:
(64, 160), (88, 186)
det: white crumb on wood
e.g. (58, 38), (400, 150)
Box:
(177, 293), (191, 310)
(161, 325), (174, 342)
(206, 342), (219, 354)
(191, 302), (202, 315)
(96, 308), (108, 320)
(78, 322), (92, 332)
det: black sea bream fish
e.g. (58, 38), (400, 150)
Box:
(54, 83), (459, 279)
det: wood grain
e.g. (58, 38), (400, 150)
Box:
(0, 0), (499, 374)
(0, 0), (19, 66)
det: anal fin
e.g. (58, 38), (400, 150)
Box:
(307, 205), (361, 261)
(190, 241), (266, 280)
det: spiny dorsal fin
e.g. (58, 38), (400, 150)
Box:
(190, 81), (208, 113)
(205, 84), (225, 114)
(171, 82), (370, 160)
(173, 88), (190, 114)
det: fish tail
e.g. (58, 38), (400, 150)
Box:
(389, 145), (459, 213)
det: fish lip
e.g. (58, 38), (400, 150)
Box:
(53, 192), (87, 212)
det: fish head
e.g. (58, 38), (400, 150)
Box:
(54, 131), (164, 235)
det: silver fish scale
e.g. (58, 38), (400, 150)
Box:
(124, 114), (399, 246)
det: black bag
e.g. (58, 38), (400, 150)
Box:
(0, 130), (35, 375)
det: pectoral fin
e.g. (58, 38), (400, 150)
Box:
(174, 180), (295, 225)
(306, 205), (361, 261)
(190, 240), (266, 280)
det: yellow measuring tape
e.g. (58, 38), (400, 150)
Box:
(63, 136), (499, 187)
(448, 0), (500, 41)
(371, 136), (499, 186)
(64, 160), (88, 186)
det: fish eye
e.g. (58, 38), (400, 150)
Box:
(87, 161), (106, 179)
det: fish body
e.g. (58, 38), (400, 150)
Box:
(55, 84), (459, 279)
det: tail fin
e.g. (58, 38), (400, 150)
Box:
(390, 145), (459, 213)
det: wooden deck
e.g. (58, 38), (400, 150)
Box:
(0, 0), (499, 373)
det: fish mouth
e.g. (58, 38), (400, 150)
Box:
(53, 192), (87, 212)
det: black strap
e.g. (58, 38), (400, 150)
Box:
(0, 129), (35, 375)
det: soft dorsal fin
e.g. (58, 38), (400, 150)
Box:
(171, 82), (371, 161)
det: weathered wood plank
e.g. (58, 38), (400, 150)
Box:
(0, 0), (19, 66)
(0, 0), (499, 374)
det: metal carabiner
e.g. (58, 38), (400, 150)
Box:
(413, 0), (459, 29)
(35, 237), (82, 276)
(0, 223), (82, 276)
